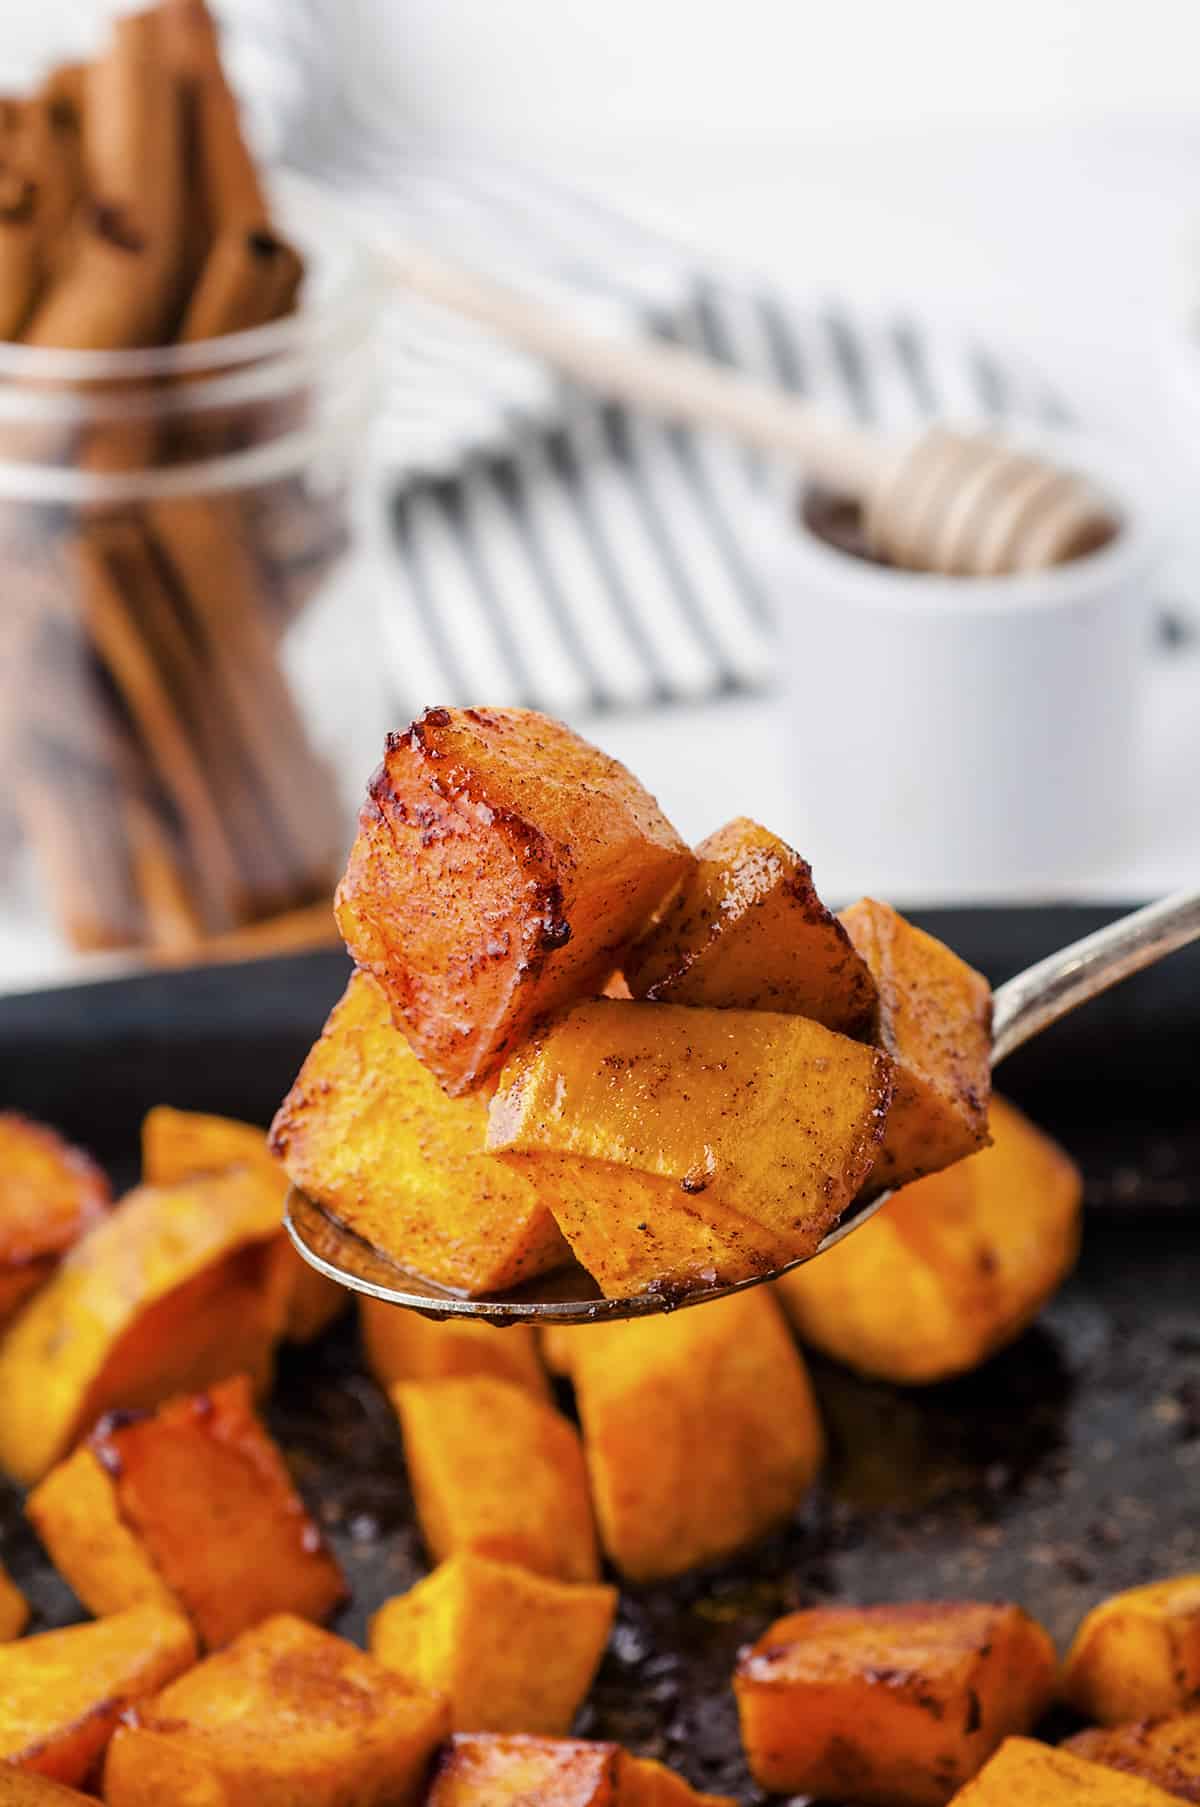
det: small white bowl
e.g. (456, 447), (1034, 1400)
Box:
(768, 432), (1159, 903)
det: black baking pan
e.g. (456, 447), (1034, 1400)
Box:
(0, 905), (1197, 1805)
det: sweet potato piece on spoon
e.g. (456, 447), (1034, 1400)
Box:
(335, 708), (692, 1095)
(426, 1734), (734, 1805)
(625, 816), (876, 1035)
(487, 999), (892, 1296)
(839, 898), (992, 1189)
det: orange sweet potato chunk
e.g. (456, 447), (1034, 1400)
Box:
(335, 708), (692, 1095)
(569, 1291), (824, 1581)
(1063, 1577), (1200, 1725)
(271, 971), (568, 1296)
(622, 1760), (736, 1807)
(143, 1104), (343, 1343)
(488, 998), (892, 1297)
(426, 1736), (733, 1806)
(426, 1734), (623, 1806)
(624, 817), (876, 1035)
(0, 1557), (29, 1641)
(839, 899), (992, 1189)
(0, 1173), (288, 1484)
(0, 1114), (110, 1326)
(370, 1552), (616, 1734)
(360, 1300), (549, 1399)
(0, 1603), (196, 1786)
(952, 1737), (1183, 1805)
(1065, 1712), (1200, 1801)
(393, 1376), (598, 1583)
(103, 1613), (448, 1807)
(0, 1769), (95, 1803)
(734, 1601), (1057, 1805)
(29, 1375), (346, 1648)
(776, 1094), (1082, 1383)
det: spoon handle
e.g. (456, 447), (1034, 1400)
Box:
(991, 890), (1200, 1066)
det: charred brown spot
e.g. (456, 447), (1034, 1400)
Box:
(91, 201), (145, 253)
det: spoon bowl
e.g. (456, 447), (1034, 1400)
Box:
(285, 891), (1200, 1324)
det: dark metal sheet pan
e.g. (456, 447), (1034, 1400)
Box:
(0, 906), (1197, 1803)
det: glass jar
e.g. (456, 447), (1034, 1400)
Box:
(0, 176), (386, 980)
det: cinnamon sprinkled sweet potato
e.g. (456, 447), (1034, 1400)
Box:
(29, 1374), (345, 1647)
(103, 1613), (448, 1807)
(624, 816), (876, 1035)
(335, 708), (692, 1095)
(1063, 1577), (1200, 1725)
(734, 1601), (1057, 1805)
(776, 1094), (1082, 1383)
(426, 1734), (734, 1806)
(360, 1299), (549, 1399)
(142, 1104), (343, 1343)
(0, 1603), (196, 1786)
(393, 1376), (598, 1583)
(839, 899), (992, 1189)
(0, 1172), (288, 1483)
(0, 1773), (93, 1804)
(951, 1737), (1183, 1805)
(0, 1114), (110, 1326)
(568, 1291), (823, 1581)
(487, 998), (892, 1297)
(271, 971), (568, 1296)
(370, 1552), (616, 1734)
(1066, 1713), (1200, 1802)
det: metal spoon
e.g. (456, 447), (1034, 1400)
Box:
(285, 890), (1200, 1325)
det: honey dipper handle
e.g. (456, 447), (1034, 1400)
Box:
(379, 238), (890, 499)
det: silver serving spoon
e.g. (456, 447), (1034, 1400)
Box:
(285, 891), (1200, 1325)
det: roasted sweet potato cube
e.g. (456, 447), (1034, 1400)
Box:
(0, 1173), (288, 1484)
(1066, 1713), (1200, 1801)
(488, 998), (892, 1296)
(29, 1375), (345, 1647)
(839, 899), (992, 1189)
(951, 1737), (1183, 1805)
(0, 1603), (196, 1786)
(776, 1094), (1082, 1382)
(0, 1557), (29, 1640)
(143, 1104), (344, 1343)
(270, 972), (569, 1296)
(1063, 1577), (1200, 1724)
(569, 1290), (823, 1581)
(393, 1376), (598, 1582)
(734, 1601), (1057, 1805)
(361, 1300), (548, 1398)
(370, 1552), (616, 1733)
(0, 1770), (94, 1803)
(0, 1114), (110, 1327)
(103, 1613), (448, 1807)
(335, 707), (692, 1095)
(624, 817), (877, 1034)
(426, 1734), (624, 1805)
(621, 1761), (736, 1807)
(27, 1440), (175, 1618)
(426, 1736), (733, 1806)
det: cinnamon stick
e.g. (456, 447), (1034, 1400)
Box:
(158, 0), (270, 238)
(0, 160), (40, 340)
(179, 225), (303, 342)
(144, 492), (342, 896)
(25, 12), (186, 348)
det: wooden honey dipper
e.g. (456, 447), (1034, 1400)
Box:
(381, 239), (1118, 576)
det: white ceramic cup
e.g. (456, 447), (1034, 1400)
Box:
(770, 434), (1158, 903)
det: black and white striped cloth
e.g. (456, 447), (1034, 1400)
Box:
(315, 146), (1074, 717)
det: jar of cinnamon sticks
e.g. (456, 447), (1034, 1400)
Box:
(0, 1), (382, 960)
